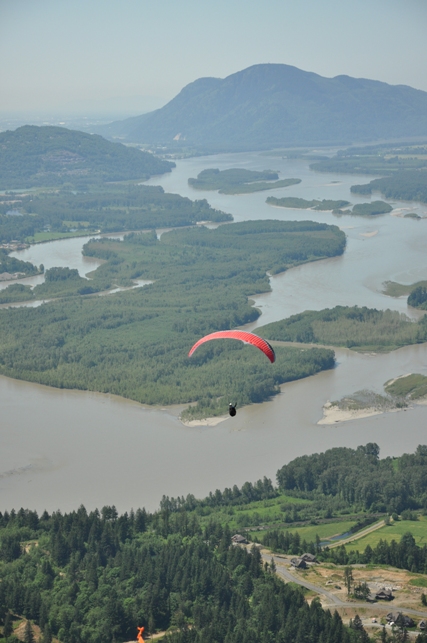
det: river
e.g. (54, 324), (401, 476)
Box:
(1, 151), (427, 513)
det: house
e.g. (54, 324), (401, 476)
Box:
(231, 534), (247, 544)
(300, 553), (318, 563)
(419, 620), (426, 630)
(376, 588), (394, 601)
(291, 557), (307, 569)
(386, 613), (414, 628)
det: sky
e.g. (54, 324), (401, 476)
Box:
(1, 0), (427, 118)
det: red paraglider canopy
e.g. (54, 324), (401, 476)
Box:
(188, 330), (275, 363)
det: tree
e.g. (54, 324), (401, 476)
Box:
(24, 620), (35, 643)
(3, 612), (13, 641)
(343, 566), (353, 595)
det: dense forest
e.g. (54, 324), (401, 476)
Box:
(0, 185), (231, 244)
(188, 168), (301, 194)
(0, 506), (362, 643)
(0, 250), (40, 277)
(259, 305), (427, 352)
(0, 220), (344, 417)
(3, 444), (427, 642)
(0, 126), (174, 189)
(351, 171), (427, 204)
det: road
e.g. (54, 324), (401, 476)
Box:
(260, 551), (427, 619)
(327, 519), (386, 549)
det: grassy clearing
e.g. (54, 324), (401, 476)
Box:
(385, 373), (427, 399)
(344, 516), (427, 551)
(250, 520), (356, 544)
(382, 280), (427, 297)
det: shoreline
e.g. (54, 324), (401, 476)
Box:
(181, 415), (229, 427)
(317, 402), (384, 425)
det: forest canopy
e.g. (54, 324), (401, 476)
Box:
(0, 220), (344, 417)
(0, 125), (175, 189)
(259, 305), (427, 352)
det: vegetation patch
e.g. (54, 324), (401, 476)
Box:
(0, 184), (231, 244)
(259, 305), (427, 352)
(385, 373), (427, 400)
(0, 220), (344, 416)
(188, 168), (301, 194)
(351, 201), (392, 216)
(266, 196), (350, 211)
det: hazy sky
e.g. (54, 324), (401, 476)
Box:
(1, 0), (427, 117)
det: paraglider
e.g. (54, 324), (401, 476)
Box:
(188, 331), (275, 417)
(188, 330), (276, 363)
(137, 627), (145, 643)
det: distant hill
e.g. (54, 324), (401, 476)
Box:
(0, 125), (174, 189)
(97, 64), (427, 152)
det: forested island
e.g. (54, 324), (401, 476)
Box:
(2, 444), (427, 642)
(188, 168), (301, 194)
(267, 196), (350, 211)
(0, 220), (344, 418)
(266, 196), (392, 216)
(259, 305), (427, 352)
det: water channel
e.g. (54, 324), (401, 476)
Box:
(1, 151), (427, 513)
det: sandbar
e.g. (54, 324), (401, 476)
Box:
(181, 415), (228, 427)
(318, 401), (383, 425)
(360, 230), (378, 238)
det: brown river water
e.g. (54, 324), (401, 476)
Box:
(2, 151), (427, 512)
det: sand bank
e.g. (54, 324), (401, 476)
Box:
(181, 415), (228, 427)
(360, 230), (378, 238)
(318, 401), (383, 425)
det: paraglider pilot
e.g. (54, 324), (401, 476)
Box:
(229, 403), (237, 417)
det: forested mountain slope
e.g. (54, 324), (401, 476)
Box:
(0, 126), (174, 189)
(98, 64), (427, 151)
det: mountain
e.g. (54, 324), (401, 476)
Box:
(0, 125), (174, 189)
(97, 64), (427, 151)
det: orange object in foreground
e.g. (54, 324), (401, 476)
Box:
(137, 626), (145, 643)
(188, 330), (275, 363)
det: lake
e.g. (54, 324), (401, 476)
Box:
(1, 151), (427, 513)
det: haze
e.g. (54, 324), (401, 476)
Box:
(1, 0), (427, 120)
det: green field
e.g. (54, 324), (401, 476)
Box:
(344, 516), (427, 551)
(250, 519), (357, 544)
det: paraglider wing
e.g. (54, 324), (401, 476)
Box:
(188, 330), (275, 363)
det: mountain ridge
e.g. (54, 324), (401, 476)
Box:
(96, 63), (427, 151)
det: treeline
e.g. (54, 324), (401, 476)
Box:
(259, 528), (427, 574)
(276, 443), (427, 514)
(0, 125), (174, 189)
(310, 143), (427, 176)
(0, 249), (39, 276)
(351, 170), (427, 204)
(0, 221), (343, 416)
(0, 506), (359, 643)
(0, 185), (231, 243)
(408, 286), (427, 309)
(260, 305), (427, 351)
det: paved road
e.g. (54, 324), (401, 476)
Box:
(261, 552), (427, 618)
